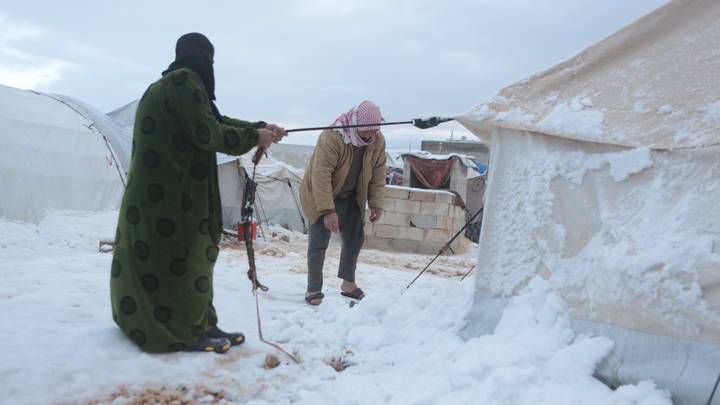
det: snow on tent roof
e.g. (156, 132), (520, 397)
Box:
(457, 1), (720, 403)
(457, 0), (720, 150)
(0, 84), (126, 222)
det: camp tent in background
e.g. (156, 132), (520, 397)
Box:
(216, 152), (307, 233)
(457, 0), (720, 403)
(0, 84), (129, 222)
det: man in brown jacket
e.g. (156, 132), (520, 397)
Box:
(299, 101), (387, 305)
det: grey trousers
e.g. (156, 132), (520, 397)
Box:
(307, 196), (365, 292)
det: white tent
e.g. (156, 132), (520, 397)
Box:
(217, 152), (307, 233)
(456, 1), (720, 404)
(0, 84), (128, 222)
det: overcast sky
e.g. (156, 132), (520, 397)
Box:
(1, 0), (667, 149)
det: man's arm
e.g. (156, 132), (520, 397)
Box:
(367, 136), (387, 210)
(311, 131), (340, 215)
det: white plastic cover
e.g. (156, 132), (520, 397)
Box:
(0, 84), (125, 222)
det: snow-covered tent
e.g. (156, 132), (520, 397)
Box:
(0, 84), (129, 222)
(457, 0), (720, 403)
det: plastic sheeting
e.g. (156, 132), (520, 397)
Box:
(0, 84), (125, 222)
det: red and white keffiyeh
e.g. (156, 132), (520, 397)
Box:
(332, 100), (385, 147)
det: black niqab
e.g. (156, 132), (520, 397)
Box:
(162, 33), (221, 119)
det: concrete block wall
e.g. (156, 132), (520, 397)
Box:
(365, 185), (466, 255)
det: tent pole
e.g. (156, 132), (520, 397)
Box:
(405, 206), (484, 290)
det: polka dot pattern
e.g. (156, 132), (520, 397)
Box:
(206, 246), (219, 263)
(170, 258), (187, 276)
(199, 219), (209, 235)
(154, 306), (172, 323)
(134, 240), (150, 259)
(147, 183), (164, 202)
(120, 296), (137, 315)
(224, 130), (240, 149)
(156, 218), (176, 237)
(140, 117), (156, 135)
(111, 260), (121, 278)
(126, 206), (140, 225)
(143, 150), (161, 169)
(114, 227), (121, 244)
(129, 329), (146, 346)
(195, 276), (210, 293)
(141, 274), (159, 292)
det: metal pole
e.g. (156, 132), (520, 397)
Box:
(405, 207), (484, 290)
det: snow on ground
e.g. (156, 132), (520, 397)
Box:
(0, 211), (671, 405)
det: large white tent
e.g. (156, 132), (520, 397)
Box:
(0, 84), (128, 222)
(457, 0), (720, 403)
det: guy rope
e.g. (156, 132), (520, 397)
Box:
(241, 146), (299, 364)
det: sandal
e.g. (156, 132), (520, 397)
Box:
(207, 326), (245, 346)
(305, 291), (324, 305)
(186, 333), (231, 354)
(340, 288), (364, 300)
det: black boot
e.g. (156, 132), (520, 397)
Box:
(186, 333), (231, 354)
(207, 326), (246, 346)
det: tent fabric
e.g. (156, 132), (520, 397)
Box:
(0, 84), (126, 222)
(217, 151), (307, 233)
(403, 155), (456, 189)
(456, 1), (720, 403)
(457, 0), (720, 150)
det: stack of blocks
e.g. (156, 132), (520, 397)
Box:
(365, 185), (466, 255)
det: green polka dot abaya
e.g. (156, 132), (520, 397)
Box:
(111, 68), (264, 352)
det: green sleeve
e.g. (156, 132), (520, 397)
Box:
(170, 70), (259, 156)
(221, 116), (267, 129)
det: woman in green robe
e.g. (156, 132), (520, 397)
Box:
(110, 33), (284, 353)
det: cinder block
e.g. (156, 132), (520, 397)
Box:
(391, 238), (419, 253)
(434, 192), (454, 204)
(409, 190), (436, 202)
(425, 229), (452, 243)
(375, 224), (400, 239)
(421, 201), (450, 216)
(436, 216), (451, 230)
(365, 223), (375, 235)
(398, 226), (424, 241)
(381, 211), (410, 226)
(382, 198), (395, 212)
(409, 214), (440, 229)
(364, 236), (392, 251)
(384, 186), (411, 199)
(392, 199), (421, 214)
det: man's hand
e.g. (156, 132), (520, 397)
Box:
(265, 123), (287, 143)
(323, 212), (340, 233)
(369, 207), (383, 223)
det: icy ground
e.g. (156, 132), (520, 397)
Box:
(0, 211), (671, 405)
